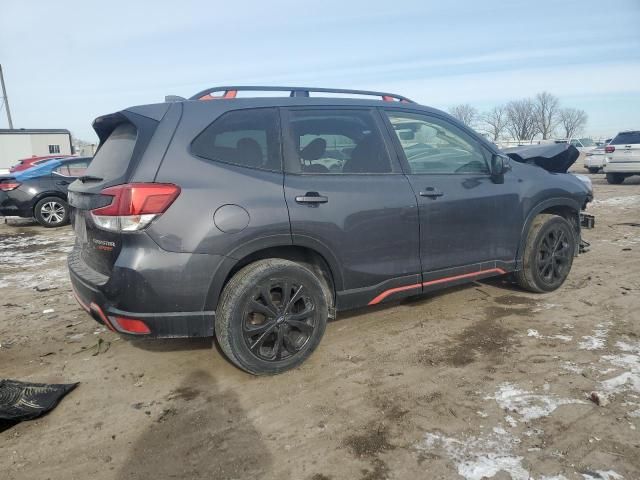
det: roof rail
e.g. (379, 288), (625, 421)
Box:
(188, 86), (415, 103)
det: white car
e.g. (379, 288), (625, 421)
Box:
(569, 138), (597, 154)
(603, 130), (640, 184)
(583, 138), (611, 173)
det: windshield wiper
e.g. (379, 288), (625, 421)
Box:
(77, 175), (104, 183)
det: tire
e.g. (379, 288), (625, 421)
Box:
(515, 214), (576, 293)
(606, 173), (625, 185)
(215, 259), (329, 375)
(588, 167), (600, 174)
(34, 197), (69, 227)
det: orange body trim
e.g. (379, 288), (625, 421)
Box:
(368, 268), (506, 305)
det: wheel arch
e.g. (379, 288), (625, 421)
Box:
(205, 241), (342, 313)
(516, 197), (582, 265)
(31, 191), (68, 215)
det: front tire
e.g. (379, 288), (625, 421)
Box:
(215, 259), (329, 375)
(34, 197), (69, 227)
(587, 167), (600, 174)
(515, 214), (576, 293)
(606, 173), (625, 184)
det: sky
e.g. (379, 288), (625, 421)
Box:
(0, 0), (639, 141)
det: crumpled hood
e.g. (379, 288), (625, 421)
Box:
(502, 143), (580, 173)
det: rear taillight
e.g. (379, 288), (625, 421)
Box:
(0, 181), (20, 191)
(90, 183), (180, 232)
(605, 146), (615, 153)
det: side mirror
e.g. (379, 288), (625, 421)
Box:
(490, 154), (511, 183)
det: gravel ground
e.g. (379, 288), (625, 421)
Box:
(1, 172), (639, 480)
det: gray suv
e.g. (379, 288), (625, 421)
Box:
(68, 86), (593, 375)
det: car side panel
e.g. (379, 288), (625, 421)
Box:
(149, 102), (292, 256)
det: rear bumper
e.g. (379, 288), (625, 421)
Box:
(0, 191), (31, 217)
(584, 156), (604, 168)
(604, 161), (640, 174)
(67, 239), (223, 338)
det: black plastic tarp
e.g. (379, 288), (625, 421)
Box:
(503, 143), (580, 173)
(0, 379), (78, 423)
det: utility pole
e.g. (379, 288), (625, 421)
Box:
(0, 64), (14, 129)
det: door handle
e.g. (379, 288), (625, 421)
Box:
(419, 187), (444, 198)
(56, 180), (71, 186)
(295, 192), (328, 204)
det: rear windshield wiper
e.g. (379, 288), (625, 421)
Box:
(77, 175), (104, 183)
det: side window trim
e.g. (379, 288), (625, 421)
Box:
(281, 107), (402, 175)
(380, 108), (493, 176)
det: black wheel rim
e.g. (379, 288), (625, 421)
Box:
(242, 280), (316, 362)
(537, 228), (571, 284)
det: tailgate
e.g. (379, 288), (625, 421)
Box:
(68, 112), (159, 276)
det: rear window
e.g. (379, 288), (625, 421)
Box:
(54, 160), (90, 177)
(84, 123), (137, 179)
(610, 131), (640, 145)
(191, 108), (282, 171)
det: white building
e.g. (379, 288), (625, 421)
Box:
(0, 129), (72, 170)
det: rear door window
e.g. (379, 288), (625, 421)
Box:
(610, 132), (640, 145)
(54, 160), (90, 177)
(191, 108), (282, 171)
(83, 123), (137, 179)
(283, 109), (393, 174)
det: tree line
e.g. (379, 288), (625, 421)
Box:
(448, 92), (588, 142)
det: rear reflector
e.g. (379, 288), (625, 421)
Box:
(0, 181), (20, 191)
(111, 316), (151, 334)
(90, 183), (180, 232)
(605, 146), (615, 153)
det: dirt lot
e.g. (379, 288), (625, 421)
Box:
(1, 173), (639, 480)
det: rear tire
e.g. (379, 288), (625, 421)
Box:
(215, 259), (328, 375)
(587, 167), (600, 174)
(515, 214), (576, 293)
(34, 197), (69, 227)
(606, 173), (625, 184)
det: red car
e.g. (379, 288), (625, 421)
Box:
(9, 155), (72, 173)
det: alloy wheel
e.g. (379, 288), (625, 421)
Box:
(242, 280), (316, 362)
(40, 201), (66, 225)
(537, 228), (571, 285)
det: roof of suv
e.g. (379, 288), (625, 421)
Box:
(159, 85), (442, 112)
(124, 86), (449, 124)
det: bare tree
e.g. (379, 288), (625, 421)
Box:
(481, 105), (508, 141)
(559, 107), (588, 139)
(506, 99), (538, 141)
(448, 104), (478, 128)
(533, 91), (560, 139)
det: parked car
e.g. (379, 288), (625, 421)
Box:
(569, 138), (597, 154)
(9, 155), (73, 174)
(67, 86), (593, 375)
(583, 138), (611, 173)
(0, 157), (92, 227)
(603, 130), (640, 184)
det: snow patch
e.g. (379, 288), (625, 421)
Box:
(591, 194), (640, 207)
(581, 470), (623, 480)
(579, 325), (609, 350)
(527, 329), (572, 342)
(417, 431), (529, 480)
(600, 341), (640, 395)
(485, 383), (586, 422)
(562, 362), (584, 374)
